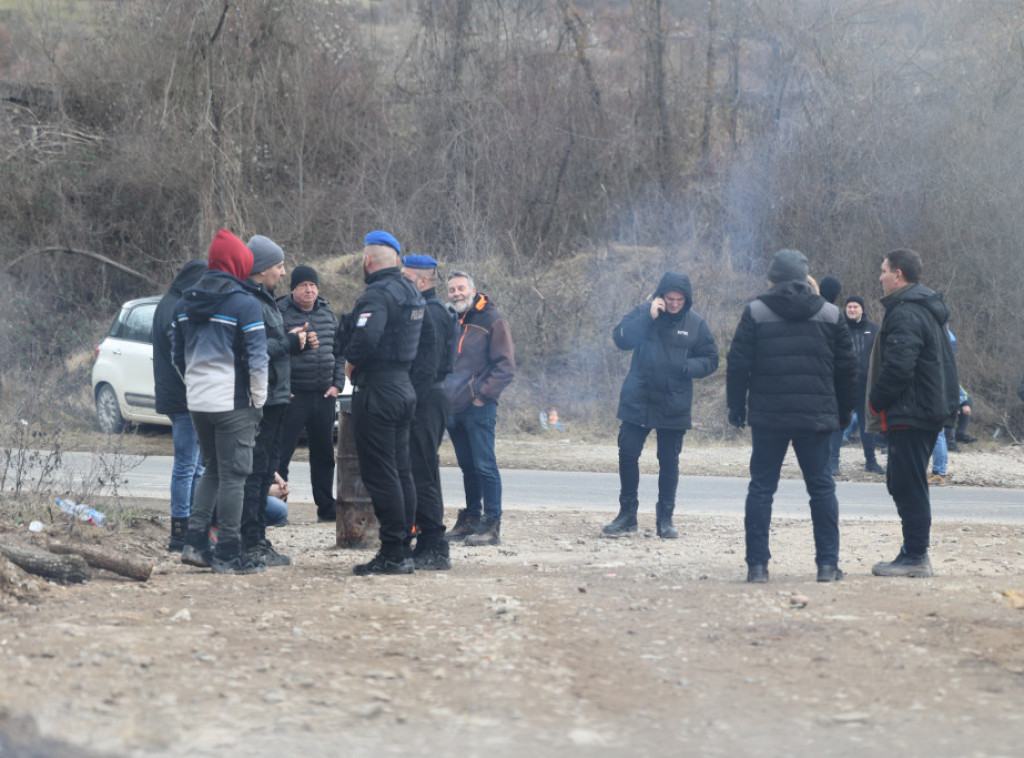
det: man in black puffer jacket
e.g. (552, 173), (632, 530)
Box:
(604, 271), (719, 539)
(727, 249), (857, 584)
(867, 248), (959, 578)
(277, 265), (345, 522)
(154, 259), (207, 551)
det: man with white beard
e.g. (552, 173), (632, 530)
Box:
(443, 271), (516, 546)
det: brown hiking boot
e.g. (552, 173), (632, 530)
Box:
(464, 516), (501, 546)
(448, 509), (481, 540)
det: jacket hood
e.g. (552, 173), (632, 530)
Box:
(882, 283), (950, 326)
(757, 280), (827, 321)
(182, 270), (247, 324)
(654, 272), (694, 319)
(168, 260), (207, 298)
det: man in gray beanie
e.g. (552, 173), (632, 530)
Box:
(241, 235), (308, 567)
(727, 248), (857, 584)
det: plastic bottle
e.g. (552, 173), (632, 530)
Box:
(56, 498), (107, 527)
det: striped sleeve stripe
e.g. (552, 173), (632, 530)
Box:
(243, 322), (265, 333)
(210, 315), (239, 327)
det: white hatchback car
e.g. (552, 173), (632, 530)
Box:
(91, 296), (352, 433)
(91, 296), (169, 433)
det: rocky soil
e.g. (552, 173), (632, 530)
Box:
(2, 435), (1024, 757)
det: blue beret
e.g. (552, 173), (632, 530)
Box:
(364, 230), (401, 255)
(402, 254), (438, 270)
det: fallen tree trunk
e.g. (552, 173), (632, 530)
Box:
(0, 541), (90, 584)
(48, 541), (153, 582)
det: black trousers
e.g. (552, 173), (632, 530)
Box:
(351, 377), (417, 551)
(410, 386), (451, 545)
(885, 426), (940, 556)
(240, 402), (287, 548)
(277, 390), (336, 514)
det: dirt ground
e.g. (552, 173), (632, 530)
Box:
(2, 435), (1024, 757)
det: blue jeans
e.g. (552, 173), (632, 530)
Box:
(265, 495), (289, 527)
(745, 427), (839, 567)
(170, 412), (204, 519)
(447, 402), (501, 519)
(931, 428), (947, 475)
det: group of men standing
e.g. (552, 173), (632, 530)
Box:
(608, 247), (959, 582)
(155, 228), (516, 576)
(156, 228), (959, 581)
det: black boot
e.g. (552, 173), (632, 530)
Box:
(211, 538), (266, 575)
(167, 517), (189, 552)
(180, 528), (212, 568)
(603, 499), (638, 535)
(414, 538), (452, 570)
(465, 516), (501, 546)
(655, 502), (679, 539)
(448, 509), (481, 540)
(353, 546), (414, 575)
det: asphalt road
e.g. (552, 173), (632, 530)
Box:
(53, 451), (1024, 523)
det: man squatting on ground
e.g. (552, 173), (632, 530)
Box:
(867, 248), (959, 578)
(277, 264), (345, 523)
(603, 272), (719, 539)
(172, 230), (269, 575)
(727, 249), (857, 584)
(153, 259), (207, 552)
(345, 231), (425, 575)
(239, 235), (307, 569)
(401, 254), (458, 570)
(445, 271), (516, 546)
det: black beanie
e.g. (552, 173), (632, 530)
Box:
(767, 249), (808, 283)
(845, 294), (865, 309)
(290, 265), (319, 290)
(819, 275), (842, 304)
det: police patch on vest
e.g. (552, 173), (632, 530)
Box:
(411, 307), (424, 321)
(356, 312), (372, 327)
(678, 330), (689, 335)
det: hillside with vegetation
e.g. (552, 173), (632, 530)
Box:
(1, 0), (1023, 439)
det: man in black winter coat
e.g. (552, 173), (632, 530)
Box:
(844, 295), (885, 475)
(867, 248), (959, 578)
(154, 259), (207, 552)
(604, 272), (719, 539)
(401, 254), (457, 570)
(277, 265), (346, 522)
(727, 249), (857, 584)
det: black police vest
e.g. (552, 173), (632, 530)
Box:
(367, 277), (425, 363)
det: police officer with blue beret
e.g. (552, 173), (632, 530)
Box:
(345, 231), (425, 575)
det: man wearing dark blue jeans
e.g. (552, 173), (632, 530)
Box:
(154, 259), (207, 551)
(727, 249), (857, 583)
(444, 271), (515, 547)
(604, 272), (719, 539)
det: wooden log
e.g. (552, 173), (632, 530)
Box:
(335, 409), (379, 549)
(0, 541), (90, 584)
(48, 541), (153, 582)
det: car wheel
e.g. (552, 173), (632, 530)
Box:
(95, 383), (126, 434)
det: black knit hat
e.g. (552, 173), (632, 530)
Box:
(845, 294), (865, 309)
(819, 275), (842, 304)
(290, 264), (319, 290)
(767, 249), (808, 283)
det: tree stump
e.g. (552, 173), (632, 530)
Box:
(334, 410), (378, 549)
(0, 541), (90, 584)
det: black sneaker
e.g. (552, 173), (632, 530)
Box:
(864, 460), (885, 475)
(448, 509), (481, 540)
(956, 433), (977, 444)
(414, 548), (452, 571)
(317, 506), (337, 522)
(353, 551), (414, 576)
(871, 547), (932, 578)
(249, 540), (291, 567)
(210, 550), (266, 575)
(747, 564), (769, 583)
(817, 564), (844, 582)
